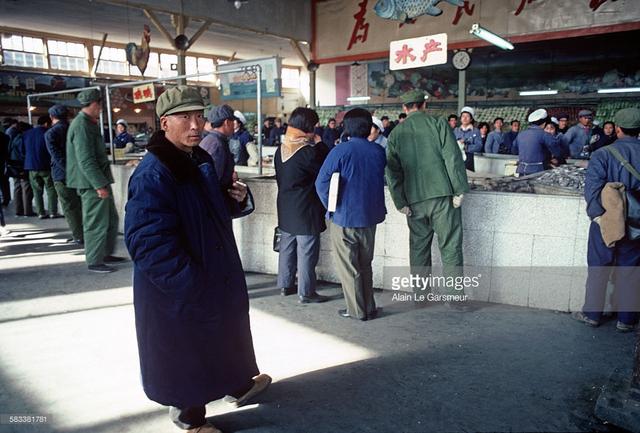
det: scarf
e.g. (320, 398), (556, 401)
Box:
(280, 126), (314, 163)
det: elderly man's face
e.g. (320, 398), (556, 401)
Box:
(161, 111), (205, 152)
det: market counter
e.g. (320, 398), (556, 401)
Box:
(111, 164), (591, 313)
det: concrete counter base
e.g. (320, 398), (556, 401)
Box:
(112, 165), (591, 313)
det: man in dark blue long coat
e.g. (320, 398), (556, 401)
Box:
(573, 107), (640, 333)
(125, 86), (270, 433)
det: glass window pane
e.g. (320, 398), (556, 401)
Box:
(186, 56), (198, 75)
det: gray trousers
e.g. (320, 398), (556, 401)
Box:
(329, 221), (377, 320)
(277, 230), (320, 297)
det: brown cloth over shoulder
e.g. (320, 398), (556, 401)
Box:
(600, 182), (627, 247)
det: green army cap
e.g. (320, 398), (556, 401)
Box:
(400, 89), (428, 105)
(77, 89), (102, 106)
(156, 85), (205, 118)
(614, 107), (640, 129)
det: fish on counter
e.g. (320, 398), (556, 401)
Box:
(374, 0), (464, 22)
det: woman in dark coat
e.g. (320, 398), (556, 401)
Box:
(124, 86), (268, 432)
(275, 107), (329, 303)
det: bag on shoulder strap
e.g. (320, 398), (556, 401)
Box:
(605, 146), (640, 241)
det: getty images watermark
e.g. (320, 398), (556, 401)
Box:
(386, 269), (483, 303)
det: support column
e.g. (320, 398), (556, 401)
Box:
(457, 69), (466, 115)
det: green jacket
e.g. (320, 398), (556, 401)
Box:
(386, 111), (469, 209)
(66, 111), (113, 190)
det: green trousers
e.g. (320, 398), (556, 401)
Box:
(78, 186), (118, 266)
(330, 221), (377, 320)
(407, 196), (464, 295)
(29, 170), (58, 216)
(54, 181), (83, 241)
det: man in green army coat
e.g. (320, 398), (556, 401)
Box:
(386, 90), (470, 309)
(67, 89), (124, 273)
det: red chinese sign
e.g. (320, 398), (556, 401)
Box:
(514, 0), (536, 16)
(347, 0), (369, 50)
(390, 33), (448, 71)
(133, 83), (156, 103)
(589, 0), (618, 11)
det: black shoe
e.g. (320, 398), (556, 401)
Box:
(15, 212), (24, 217)
(49, 213), (63, 219)
(88, 264), (116, 273)
(281, 287), (296, 296)
(66, 238), (84, 245)
(38, 214), (48, 219)
(338, 309), (367, 321)
(367, 308), (382, 320)
(24, 213), (37, 217)
(299, 293), (330, 304)
(104, 255), (127, 263)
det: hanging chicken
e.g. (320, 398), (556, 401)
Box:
(126, 24), (151, 76)
(374, 0), (464, 22)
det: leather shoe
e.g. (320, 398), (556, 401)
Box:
(299, 293), (329, 304)
(187, 423), (222, 433)
(280, 287), (296, 296)
(338, 309), (367, 321)
(367, 308), (382, 320)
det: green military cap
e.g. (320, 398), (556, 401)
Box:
(614, 107), (640, 129)
(399, 89), (428, 104)
(156, 85), (205, 118)
(77, 89), (102, 106)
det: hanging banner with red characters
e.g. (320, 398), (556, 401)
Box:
(389, 33), (447, 71)
(133, 83), (156, 103)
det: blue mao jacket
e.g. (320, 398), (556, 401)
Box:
(453, 125), (483, 153)
(124, 131), (257, 408)
(315, 137), (387, 228)
(230, 128), (252, 166)
(114, 131), (135, 149)
(562, 124), (592, 158)
(44, 121), (69, 182)
(23, 126), (51, 171)
(512, 125), (564, 175)
(485, 130), (505, 154)
(584, 136), (640, 220)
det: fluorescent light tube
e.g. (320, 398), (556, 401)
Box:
(519, 90), (558, 96)
(597, 87), (640, 94)
(470, 24), (514, 50)
(346, 96), (371, 102)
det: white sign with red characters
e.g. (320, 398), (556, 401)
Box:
(133, 84), (156, 103)
(389, 33), (448, 71)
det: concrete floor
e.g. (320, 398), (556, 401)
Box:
(0, 213), (636, 433)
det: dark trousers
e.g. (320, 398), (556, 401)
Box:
(583, 222), (640, 325)
(277, 230), (320, 297)
(169, 406), (206, 430)
(330, 221), (377, 320)
(13, 178), (33, 215)
(0, 172), (10, 205)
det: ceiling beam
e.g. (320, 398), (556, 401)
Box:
(289, 39), (309, 66)
(143, 8), (175, 48)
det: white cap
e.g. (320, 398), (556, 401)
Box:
(116, 118), (128, 127)
(550, 117), (559, 125)
(234, 110), (247, 125)
(372, 116), (384, 132)
(460, 106), (475, 118)
(528, 108), (548, 123)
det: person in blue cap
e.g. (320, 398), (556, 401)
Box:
(573, 107), (640, 333)
(45, 104), (83, 244)
(561, 109), (595, 158)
